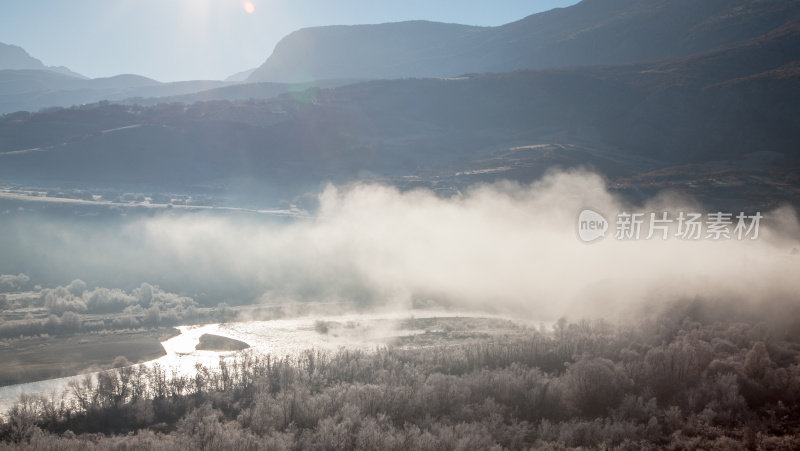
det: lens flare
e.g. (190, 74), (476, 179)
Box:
(243, 1), (255, 14)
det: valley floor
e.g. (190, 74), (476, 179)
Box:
(1, 300), (799, 450)
(0, 328), (177, 387)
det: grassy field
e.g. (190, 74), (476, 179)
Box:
(0, 328), (178, 387)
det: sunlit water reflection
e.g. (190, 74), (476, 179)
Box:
(0, 310), (502, 415)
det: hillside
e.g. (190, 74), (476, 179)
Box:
(249, 20), (484, 82)
(1, 28), (798, 208)
(249, 0), (800, 82)
(120, 79), (360, 107)
(0, 70), (232, 114)
(3, 0), (798, 113)
(0, 42), (85, 78)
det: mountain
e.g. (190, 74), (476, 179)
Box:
(249, 20), (484, 82)
(5, 0), (798, 113)
(1, 26), (798, 208)
(224, 68), (256, 82)
(0, 70), (231, 113)
(0, 43), (45, 70)
(0, 42), (244, 113)
(120, 79), (360, 106)
(0, 42), (85, 78)
(249, 0), (800, 82)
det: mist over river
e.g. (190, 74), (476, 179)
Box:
(0, 310), (524, 415)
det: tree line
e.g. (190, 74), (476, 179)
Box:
(1, 300), (799, 449)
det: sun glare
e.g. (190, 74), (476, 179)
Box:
(243, 1), (255, 14)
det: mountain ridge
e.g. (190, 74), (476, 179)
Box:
(0, 70), (232, 114)
(0, 42), (86, 79)
(1, 27), (797, 209)
(249, 0), (800, 82)
(250, 20), (485, 82)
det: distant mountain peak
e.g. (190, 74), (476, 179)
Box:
(0, 41), (86, 79)
(0, 42), (45, 70)
(248, 0), (800, 83)
(248, 20), (484, 83)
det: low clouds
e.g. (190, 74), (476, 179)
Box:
(1, 170), (798, 320)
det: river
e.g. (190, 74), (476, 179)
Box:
(0, 310), (508, 415)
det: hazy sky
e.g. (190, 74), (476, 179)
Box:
(0, 1), (577, 82)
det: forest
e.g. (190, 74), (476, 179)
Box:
(1, 298), (798, 450)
